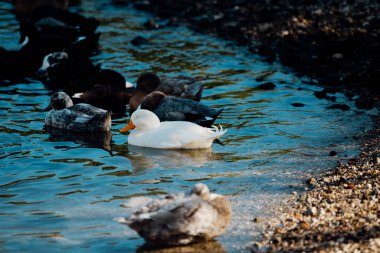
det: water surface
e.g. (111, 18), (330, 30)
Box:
(0, 1), (374, 252)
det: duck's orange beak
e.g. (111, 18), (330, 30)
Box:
(120, 120), (135, 133)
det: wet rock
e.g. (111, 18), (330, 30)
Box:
(355, 97), (374, 110)
(249, 44), (276, 62)
(256, 82), (276, 90)
(329, 151), (338, 156)
(131, 36), (149, 46)
(291, 103), (304, 107)
(306, 177), (317, 186)
(144, 19), (160, 29)
(332, 53), (343, 60)
(314, 90), (336, 102)
(253, 217), (260, 223)
(326, 104), (350, 111)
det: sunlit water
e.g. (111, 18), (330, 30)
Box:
(0, 1), (375, 252)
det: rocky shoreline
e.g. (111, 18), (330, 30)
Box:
(128, 0), (380, 110)
(252, 117), (380, 252)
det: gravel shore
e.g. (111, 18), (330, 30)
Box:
(252, 118), (380, 252)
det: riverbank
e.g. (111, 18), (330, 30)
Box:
(251, 117), (380, 252)
(129, 0), (380, 109)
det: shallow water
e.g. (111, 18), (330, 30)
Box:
(0, 1), (375, 252)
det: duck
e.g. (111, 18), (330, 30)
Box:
(36, 42), (102, 92)
(116, 183), (231, 246)
(119, 109), (226, 149)
(14, 1), (99, 37)
(129, 72), (204, 112)
(36, 51), (100, 92)
(19, 10), (99, 55)
(45, 91), (111, 132)
(0, 16), (99, 81)
(140, 91), (223, 127)
(71, 69), (136, 114)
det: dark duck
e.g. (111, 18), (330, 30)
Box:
(141, 91), (223, 127)
(71, 69), (136, 114)
(36, 39), (102, 92)
(45, 91), (111, 132)
(0, 1), (99, 81)
(129, 72), (204, 112)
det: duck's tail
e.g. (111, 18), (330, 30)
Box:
(72, 92), (83, 98)
(209, 125), (227, 140)
(114, 217), (130, 225)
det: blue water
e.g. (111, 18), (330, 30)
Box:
(0, 1), (374, 252)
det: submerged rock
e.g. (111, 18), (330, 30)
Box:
(326, 104), (350, 111)
(256, 82), (276, 90)
(131, 35), (149, 46)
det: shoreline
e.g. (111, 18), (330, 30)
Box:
(252, 116), (380, 252)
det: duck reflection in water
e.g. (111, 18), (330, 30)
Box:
(136, 240), (226, 253)
(45, 126), (113, 154)
(119, 145), (219, 171)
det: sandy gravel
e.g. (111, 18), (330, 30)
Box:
(252, 118), (380, 252)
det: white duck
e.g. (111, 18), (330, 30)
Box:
(116, 183), (231, 246)
(119, 109), (226, 149)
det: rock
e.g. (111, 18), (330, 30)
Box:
(332, 53), (343, 59)
(314, 90), (336, 102)
(256, 82), (276, 90)
(131, 36), (149, 46)
(326, 104), (350, 111)
(306, 177), (317, 186)
(291, 103), (305, 107)
(329, 151), (338, 156)
(300, 221), (310, 229)
(355, 97), (374, 110)
(143, 19), (160, 29)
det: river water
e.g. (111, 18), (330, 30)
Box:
(0, 1), (374, 252)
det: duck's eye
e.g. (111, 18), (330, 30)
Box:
(47, 56), (54, 65)
(55, 53), (65, 60)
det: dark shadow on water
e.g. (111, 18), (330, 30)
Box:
(44, 126), (113, 154)
(137, 240), (227, 253)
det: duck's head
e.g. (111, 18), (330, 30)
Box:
(45, 91), (73, 111)
(98, 69), (130, 91)
(191, 183), (210, 200)
(36, 51), (69, 79)
(136, 72), (161, 93)
(140, 91), (166, 111)
(120, 109), (160, 133)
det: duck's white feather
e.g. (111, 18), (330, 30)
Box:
(72, 92), (83, 98)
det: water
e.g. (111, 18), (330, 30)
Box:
(0, 1), (375, 252)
